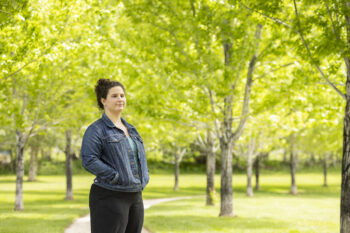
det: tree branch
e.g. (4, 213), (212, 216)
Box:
(207, 87), (221, 139)
(0, 10), (11, 14)
(1, 8), (71, 81)
(293, 0), (346, 100)
(233, 24), (263, 141)
(253, 62), (294, 81)
(325, 1), (340, 41)
(240, 2), (293, 30)
(190, 0), (196, 17)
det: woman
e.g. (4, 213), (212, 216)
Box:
(81, 79), (149, 233)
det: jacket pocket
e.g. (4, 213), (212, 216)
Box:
(106, 134), (123, 143)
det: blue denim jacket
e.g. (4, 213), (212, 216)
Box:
(81, 113), (149, 192)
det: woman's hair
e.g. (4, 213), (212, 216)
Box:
(95, 79), (125, 110)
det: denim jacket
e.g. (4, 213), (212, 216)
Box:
(81, 113), (149, 192)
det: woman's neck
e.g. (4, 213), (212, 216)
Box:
(104, 110), (122, 124)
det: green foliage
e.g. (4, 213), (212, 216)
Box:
(0, 0), (345, 189)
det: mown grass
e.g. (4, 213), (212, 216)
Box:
(0, 175), (93, 233)
(145, 170), (341, 233)
(0, 168), (341, 233)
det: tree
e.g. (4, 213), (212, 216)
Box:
(196, 127), (219, 205)
(242, 0), (349, 230)
(121, 0), (270, 216)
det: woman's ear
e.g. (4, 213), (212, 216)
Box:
(101, 98), (106, 106)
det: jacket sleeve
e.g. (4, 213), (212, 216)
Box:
(81, 124), (117, 182)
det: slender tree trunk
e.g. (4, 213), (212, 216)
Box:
(172, 147), (185, 191)
(290, 145), (298, 195)
(255, 156), (260, 191)
(341, 82), (350, 231)
(311, 153), (315, 164)
(14, 130), (25, 211)
(341, 57), (350, 232)
(9, 149), (15, 173)
(330, 153), (336, 167)
(246, 151), (253, 197)
(174, 158), (179, 191)
(318, 154), (323, 164)
(28, 146), (39, 181)
(219, 23), (262, 217)
(220, 137), (234, 216)
(206, 131), (216, 206)
(65, 130), (73, 200)
(323, 153), (328, 187)
(283, 149), (287, 163)
(341, 93), (350, 231)
(42, 148), (52, 161)
(341, 7), (350, 230)
(220, 33), (234, 216)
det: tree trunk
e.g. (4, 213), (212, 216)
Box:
(206, 131), (216, 206)
(342, 95), (350, 231)
(172, 146), (185, 192)
(323, 153), (328, 187)
(255, 156), (260, 191)
(341, 59), (350, 232)
(174, 158), (179, 191)
(290, 146), (298, 195)
(219, 23), (262, 217)
(283, 149), (287, 163)
(341, 7), (350, 230)
(311, 153), (315, 164)
(65, 130), (73, 200)
(28, 146), (39, 182)
(42, 148), (52, 161)
(9, 149), (15, 172)
(14, 130), (25, 211)
(246, 150), (253, 197)
(330, 153), (336, 167)
(219, 137), (234, 216)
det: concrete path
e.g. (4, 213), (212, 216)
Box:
(65, 196), (193, 233)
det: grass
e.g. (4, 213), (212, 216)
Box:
(0, 174), (93, 233)
(0, 168), (341, 233)
(145, 171), (341, 233)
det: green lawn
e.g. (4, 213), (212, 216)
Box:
(0, 170), (341, 233)
(145, 172), (340, 233)
(0, 175), (92, 233)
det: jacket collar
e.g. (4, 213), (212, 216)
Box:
(102, 113), (135, 132)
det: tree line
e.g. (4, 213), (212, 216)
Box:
(0, 0), (347, 232)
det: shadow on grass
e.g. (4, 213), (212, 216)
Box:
(143, 186), (206, 199)
(145, 214), (290, 232)
(0, 179), (16, 183)
(228, 184), (340, 199)
(143, 184), (340, 200)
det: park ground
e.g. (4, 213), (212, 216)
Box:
(0, 168), (340, 233)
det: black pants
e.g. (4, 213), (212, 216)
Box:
(89, 184), (144, 233)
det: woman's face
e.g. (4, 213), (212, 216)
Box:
(101, 86), (126, 113)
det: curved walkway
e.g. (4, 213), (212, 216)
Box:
(64, 196), (193, 233)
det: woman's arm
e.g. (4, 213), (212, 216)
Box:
(81, 124), (118, 183)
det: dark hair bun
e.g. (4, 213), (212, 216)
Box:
(97, 79), (110, 86)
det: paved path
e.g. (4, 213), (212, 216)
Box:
(65, 196), (193, 233)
